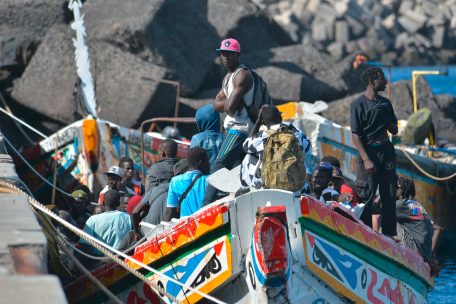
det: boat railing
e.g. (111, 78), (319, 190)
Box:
(139, 117), (195, 185)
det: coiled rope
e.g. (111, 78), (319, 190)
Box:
(0, 180), (226, 304)
(398, 147), (456, 181)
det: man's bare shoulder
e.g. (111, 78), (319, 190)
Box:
(234, 68), (253, 86)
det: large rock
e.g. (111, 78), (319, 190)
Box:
(83, 0), (219, 96)
(0, 0), (64, 39)
(207, 0), (293, 51)
(255, 66), (304, 102)
(242, 44), (348, 101)
(12, 25), (175, 128)
(83, 0), (292, 96)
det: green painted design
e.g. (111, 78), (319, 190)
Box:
(299, 217), (430, 295)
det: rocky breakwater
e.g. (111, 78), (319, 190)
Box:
(266, 0), (456, 65)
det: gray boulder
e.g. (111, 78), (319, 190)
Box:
(83, 0), (219, 96)
(242, 44), (348, 101)
(255, 66), (303, 102)
(0, 0), (64, 39)
(12, 25), (175, 128)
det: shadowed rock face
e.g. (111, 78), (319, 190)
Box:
(11, 25), (175, 128)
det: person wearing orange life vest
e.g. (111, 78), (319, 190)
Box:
(119, 157), (144, 196)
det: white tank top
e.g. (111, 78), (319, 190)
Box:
(222, 64), (254, 134)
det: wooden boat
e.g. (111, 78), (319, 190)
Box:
(63, 189), (433, 303)
(16, 117), (191, 201)
(13, 115), (434, 303)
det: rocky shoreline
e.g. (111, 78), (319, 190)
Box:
(0, 0), (455, 145)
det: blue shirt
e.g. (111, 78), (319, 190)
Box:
(167, 170), (208, 217)
(81, 210), (131, 253)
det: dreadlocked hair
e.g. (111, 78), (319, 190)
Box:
(361, 66), (384, 86)
(398, 176), (416, 199)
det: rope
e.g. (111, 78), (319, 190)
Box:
(57, 237), (124, 304)
(0, 180), (226, 304)
(398, 147), (456, 181)
(0, 93), (35, 144)
(2, 134), (72, 197)
(0, 105), (48, 139)
(33, 203), (123, 304)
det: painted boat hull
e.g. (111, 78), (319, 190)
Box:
(63, 190), (432, 303)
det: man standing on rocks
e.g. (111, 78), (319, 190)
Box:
(350, 66), (399, 237)
(203, 38), (254, 204)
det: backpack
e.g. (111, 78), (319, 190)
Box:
(262, 127), (306, 192)
(233, 64), (273, 122)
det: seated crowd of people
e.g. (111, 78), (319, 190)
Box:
(58, 104), (440, 275)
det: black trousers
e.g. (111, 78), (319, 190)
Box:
(356, 141), (398, 236)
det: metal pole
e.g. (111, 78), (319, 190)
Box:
(412, 72), (419, 113)
(51, 133), (60, 205)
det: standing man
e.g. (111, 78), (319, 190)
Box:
(213, 38), (254, 171)
(350, 67), (398, 237)
(98, 166), (124, 205)
(203, 38), (254, 204)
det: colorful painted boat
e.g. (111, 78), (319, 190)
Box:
(11, 115), (435, 302)
(15, 117), (190, 202)
(292, 112), (456, 237)
(63, 189), (433, 303)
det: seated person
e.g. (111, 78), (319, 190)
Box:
(98, 166), (124, 204)
(119, 157), (144, 195)
(80, 190), (132, 254)
(191, 104), (225, 167)
(321, 155), (358, 205)
(70, 189), (91, 229)
(311, 162), (337, 203)
(118, 192), (132, 212)
(240, 105), (312, 190)
(145, 139), (179, 192)
(395, 177), (434, 263)
(131, 159), (190, 239)
(164, 147), (210, 220)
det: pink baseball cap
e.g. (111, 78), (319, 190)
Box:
(216, 38), (241, 53)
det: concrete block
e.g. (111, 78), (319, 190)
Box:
(333, 0), (350, 17)
(394, 32), (410, 49)
(427, 13), (446, 26)
(326, 41), (346, 61)
(346, 16), (365, 37)
(382, 14), (396, 30)
(414, 33), (432, 48)
(335, 20), (350, 43)
(398, 14), (424, 34)
(315, 3), (337, 24)
(421, 1), (439, 17)
(0, 276), (67, 304)
(399, 0), (415, 14)
(312, 19), (334, 42)
(306, 0), (321, 13)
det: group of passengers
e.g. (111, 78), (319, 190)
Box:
(61, 38), (440, 276)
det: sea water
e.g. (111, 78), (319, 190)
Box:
(428, 257), (456, 303)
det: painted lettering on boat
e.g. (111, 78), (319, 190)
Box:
(304, 231), (425, 304)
